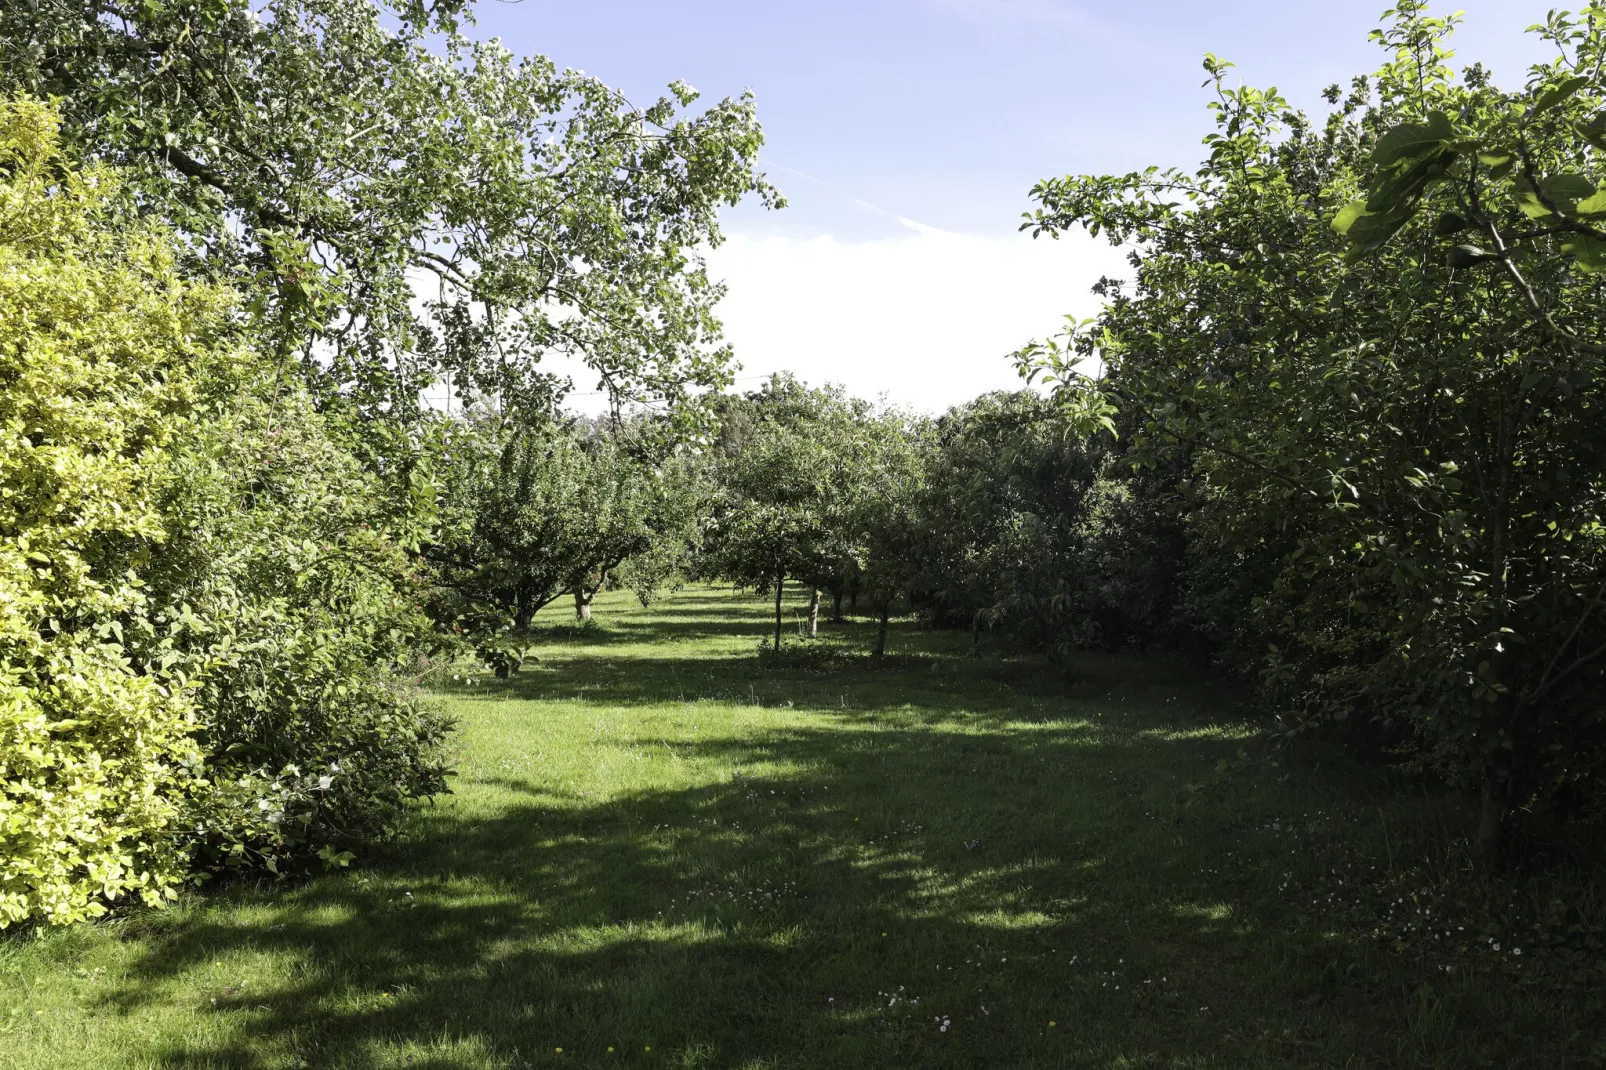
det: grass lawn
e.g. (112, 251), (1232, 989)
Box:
(2, 584), (1603, 1069)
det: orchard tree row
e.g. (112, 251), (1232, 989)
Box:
(0, 0), (775, 926)
(4, 0), (1604, 931)
(1014, 2), (1606, 864)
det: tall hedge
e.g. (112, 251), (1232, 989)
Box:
(0, 98), (452, 926)
(0, 98), (224, 924)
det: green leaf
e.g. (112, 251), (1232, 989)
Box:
(1575, 189), (1606, 218)
(1531, 76), (1592, 118)
(1515, 186), (1550, 220)
(1475, 151), (1517, 180)
(1514, 174), (1597, 219)
(1365, 151), (1453, 214)
(1545, 174), (1596, 203)
(1343, 209), (1413, 260)
(1332, 200), (1370, 236)
(1562, 233), (1606, 273)
(1579, 111), (1606, 152)
(1371, 111), (1454, 168)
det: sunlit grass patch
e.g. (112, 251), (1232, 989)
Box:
(1, 583), (1602, 1069)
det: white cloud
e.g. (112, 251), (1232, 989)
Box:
(706, 219), (1127, 413)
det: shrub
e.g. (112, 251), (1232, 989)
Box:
(0, 97), (454, 924)
(0, 97), (220, 924)
(151, 393), (454, 874)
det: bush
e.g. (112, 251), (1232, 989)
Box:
(0, 97), (453, 924)
(0, 97), (216, 925)
(152, 393), (453, 874)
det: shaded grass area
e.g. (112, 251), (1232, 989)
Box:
(3, 584), (1604, 1068)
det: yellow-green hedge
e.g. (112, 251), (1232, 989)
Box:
(0, 97), (234, 926)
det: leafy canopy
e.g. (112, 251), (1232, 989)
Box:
(1016, 2), (1606, 852)
(2, 0), (780, 417)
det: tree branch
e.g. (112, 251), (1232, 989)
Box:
(1483, 218), (1606, 357)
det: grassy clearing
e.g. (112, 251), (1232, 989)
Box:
(2, 584), (1603, 1068)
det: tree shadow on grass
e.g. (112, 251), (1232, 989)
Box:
(460, 642), (1235, 739)
(97, 726), (1300, 1069)
(88, 599), (1595, 1070)
(91, 689), (1579, 1070)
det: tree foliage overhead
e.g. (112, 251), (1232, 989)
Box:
(2, 0), (780, 415)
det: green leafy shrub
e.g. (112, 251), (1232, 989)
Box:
(0, 97), (219, 925)
(151, 393), (453, 874)
(0, 97), (454, 924)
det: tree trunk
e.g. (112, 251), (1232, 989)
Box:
(574, 588), (592, 622)
(1475, 778), (1507, 869)
(971, 609), (982, 652)
(807, 588), (821, 638)
(832, 589), (844, 622)
(874, 607), (889, 658)
(850, 588), (858, 612)
(514, 585), (535, 631)
(773, 570), (785, 652)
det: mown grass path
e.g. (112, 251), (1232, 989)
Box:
(2, 585), (1602, 1068)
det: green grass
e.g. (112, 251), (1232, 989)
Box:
(3, 584), (1604, 1068)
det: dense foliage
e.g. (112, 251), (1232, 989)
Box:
(154, 391), (451, 874)
(1, 0), (777, 926)
(1017, 2), (1606, 859)
(1, 0), (778, 418)
(913, 392), (1183, 655)
(0, 97), (452, 923)
(0, 98), (215, 925)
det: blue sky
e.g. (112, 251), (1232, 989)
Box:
(468, 1), (1560, 410)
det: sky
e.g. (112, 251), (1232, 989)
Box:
(465, 0), (1561, 412)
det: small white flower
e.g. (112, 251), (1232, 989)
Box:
(318, 775), (333, 791)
